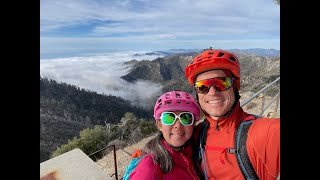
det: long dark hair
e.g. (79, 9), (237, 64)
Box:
(142, 132), (173, 173)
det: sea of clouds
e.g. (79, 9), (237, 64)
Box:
(40, 51), (167, 109)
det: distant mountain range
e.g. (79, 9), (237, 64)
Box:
(228, 48), (280, 57)
(133, 48), (280, 58)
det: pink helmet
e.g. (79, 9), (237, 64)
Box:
(153, 90), (200, 120)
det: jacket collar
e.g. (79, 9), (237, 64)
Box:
(203, 102), (248, 131)
(160, 139), (193, 157)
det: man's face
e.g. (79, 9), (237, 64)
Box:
(195, 70), (235, 120)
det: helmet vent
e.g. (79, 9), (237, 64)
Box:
(177, 101), (182, 104)
(229, 56), (236, 61)
(217, 52), (224, 57)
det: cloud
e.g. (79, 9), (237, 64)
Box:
(104, 79), (163, 109)
(40, 51), (164, 109)
(40, 0), (280, 57)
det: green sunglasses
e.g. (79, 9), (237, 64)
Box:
(160, 112), (194, 126)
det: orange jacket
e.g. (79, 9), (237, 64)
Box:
(195, 102), (280, 180)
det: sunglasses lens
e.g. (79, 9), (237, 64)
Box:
(160, 112), (194, 126)
(195, 77), (233, 93)
(179, 113), (194, 125)
(197, 84), (210, 94)
(161, 112), (176, 125)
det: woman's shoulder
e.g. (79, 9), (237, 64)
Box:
(129, 154), (161, 180)
(134, 154), (159, 171)
(139, 154), (155, 164)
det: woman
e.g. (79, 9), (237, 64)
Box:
(126, 90), (201, 180)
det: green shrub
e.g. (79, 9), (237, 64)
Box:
(51, 125), (109, 158)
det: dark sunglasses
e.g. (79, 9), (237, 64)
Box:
(194, 77), (234, 94)
(160, 112), (194, 126)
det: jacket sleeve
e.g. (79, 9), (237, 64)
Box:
(265, 118), (280, 178)
(248, 118), (280, 180)
(129, 155), (162, 180)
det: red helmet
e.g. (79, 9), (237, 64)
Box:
(185, 49), (240, 90)
(153, 90), (200, 120)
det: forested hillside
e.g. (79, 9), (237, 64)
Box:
(40, 77), (153, 162)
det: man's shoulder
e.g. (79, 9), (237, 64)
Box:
(250, 117), (280, 135)
(253, 117), (280, 125)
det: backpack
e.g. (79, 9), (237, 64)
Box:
(193, 114), (260, 180)
(123, 149), (163, 180)
(123, 150), (144, 180)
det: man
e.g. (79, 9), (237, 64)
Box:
(185, 48), (280, 180)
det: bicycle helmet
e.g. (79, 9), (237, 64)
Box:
(153, 90), (200, 120)
(185, 48), (240, 90)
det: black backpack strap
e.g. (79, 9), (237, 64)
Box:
(193, 119), (209, 180)
(235, 114), (260, 180)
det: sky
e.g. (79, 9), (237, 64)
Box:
(40, 0), (280, 59)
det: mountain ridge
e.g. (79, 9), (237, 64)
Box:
(121, 50), (279, 95)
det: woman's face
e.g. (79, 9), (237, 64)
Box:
(157, 111), (194, 147)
